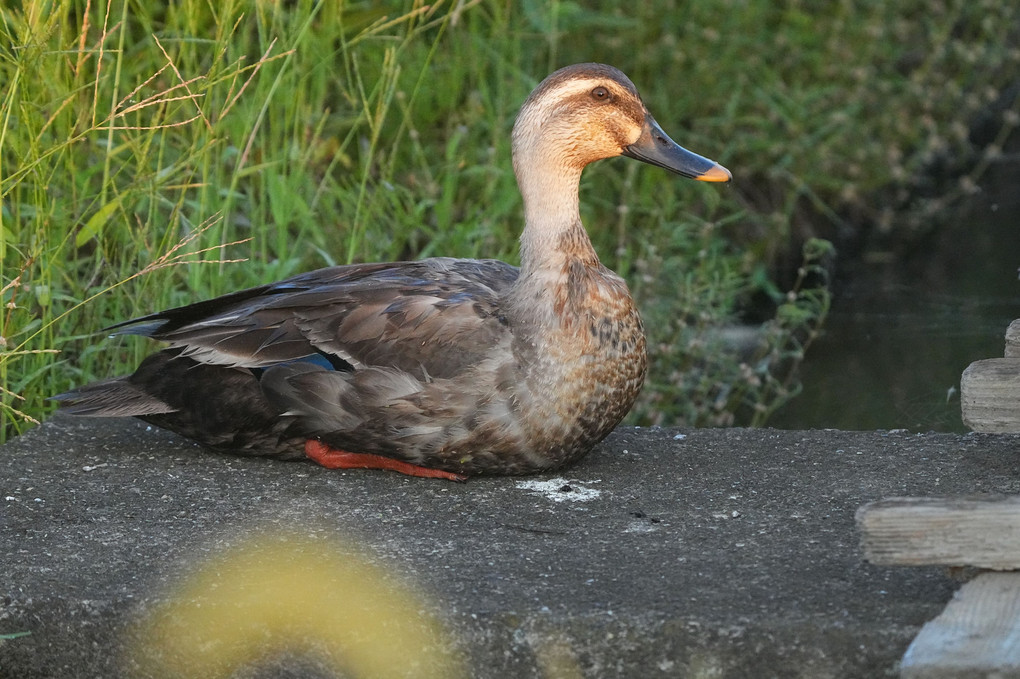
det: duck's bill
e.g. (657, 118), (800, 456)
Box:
(622, 115), (731, 183)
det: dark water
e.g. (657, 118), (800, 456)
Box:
(772, 163), (1020, 433)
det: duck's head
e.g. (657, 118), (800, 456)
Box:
(512, 63), (730, 183)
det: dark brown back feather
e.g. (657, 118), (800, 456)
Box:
(113, 258), (519, 380)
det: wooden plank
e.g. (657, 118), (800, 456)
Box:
(961, 358), (1020, 433)
(857, 496), (1020, 570)
(901, 572), (1020, 679)
(1007, 319), (1020, 358)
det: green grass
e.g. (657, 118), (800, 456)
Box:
(1, 0), (1017, 438)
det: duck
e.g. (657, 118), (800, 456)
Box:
(55, 63), (731, 481)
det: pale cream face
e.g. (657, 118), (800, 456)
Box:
(512, 65), (649, 170)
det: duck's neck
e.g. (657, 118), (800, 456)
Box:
(515, 154), (599, 274)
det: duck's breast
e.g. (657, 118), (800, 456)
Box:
(508, 261), (647, 462)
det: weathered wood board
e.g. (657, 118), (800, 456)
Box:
(900, 572), (1020, 679)
(857, 496), (1020, 570)
(961, 358), (1020, 433)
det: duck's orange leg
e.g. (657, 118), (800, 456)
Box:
(304, 440), (468, 482)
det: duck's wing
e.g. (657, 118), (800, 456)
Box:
(115, 257), (519, 380)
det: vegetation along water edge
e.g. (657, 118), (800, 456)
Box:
(1, 0), (1017, 440)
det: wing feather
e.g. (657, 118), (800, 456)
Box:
(115, 258), (519, 379)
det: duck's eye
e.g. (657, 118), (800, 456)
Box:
(591, 86), (610, 101)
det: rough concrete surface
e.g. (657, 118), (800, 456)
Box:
(1, 416), (1018, 678)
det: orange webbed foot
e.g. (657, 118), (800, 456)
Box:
(304, 440), (468, 482)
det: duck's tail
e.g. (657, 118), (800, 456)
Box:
(51, 377), (177, 417)
(52, 352), (306, 459)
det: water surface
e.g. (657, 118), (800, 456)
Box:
(773, 164), (1020, 432)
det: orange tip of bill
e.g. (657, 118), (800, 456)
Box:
(696, 162), (732, 183)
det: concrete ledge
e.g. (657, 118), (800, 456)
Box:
(2, 416), (1018, 677)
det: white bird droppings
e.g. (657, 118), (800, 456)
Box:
(515, 477), (601, 502)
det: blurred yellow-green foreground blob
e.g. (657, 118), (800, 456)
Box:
(128, 533), (466, 678)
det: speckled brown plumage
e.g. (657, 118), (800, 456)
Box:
(55, 63), (730, 477)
